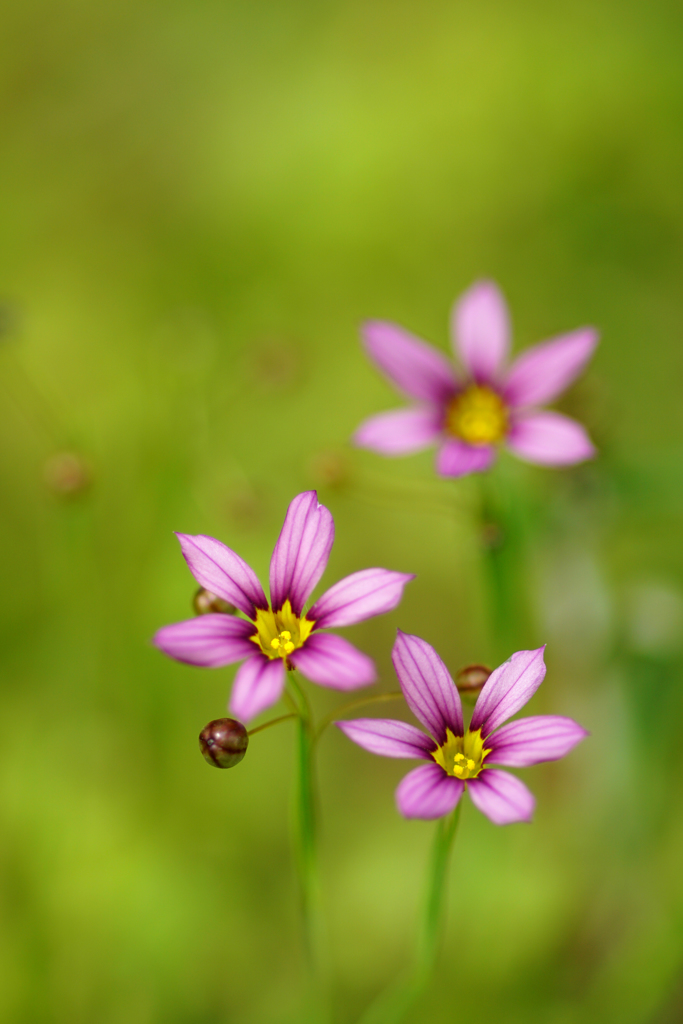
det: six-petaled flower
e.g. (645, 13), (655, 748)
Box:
(337, 631), (587, 824)
(154, 491), (414, 721)
(353, 280), (599, 477)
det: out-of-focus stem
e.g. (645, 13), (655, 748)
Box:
(477, 470), (532, 660)
(358, 804), (462, 1024)
(287, 673), (330, 1022)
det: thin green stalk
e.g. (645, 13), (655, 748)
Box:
(247, 712), (298, 737)
(358, 804), (462, 1024)
(477, 469), (532, 660)
(287, 673), (329, 1020)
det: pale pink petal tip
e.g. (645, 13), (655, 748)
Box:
(309, 568), (414, 629)
(153, 615), (256, 668)
(269, 491), (335, 616)
(336, 718), (434, 759)
(452, 280), (510, 384)
(362, 320), (457, 404)
(487, 715), (588, 767)
(504, 327), (599, 409)
(507, 412), (596, 466)
(468, 769), (535, 825)
(290, 633), (376, 690)
(229, 655), (286, 722)
(471, 647), (547, 737)
(392, 631), (463, 742)
(353, 407), (442, 456)
(436, 438), (496, 477)
(175, 533), (268, 619)
(396, 763), (464, 819)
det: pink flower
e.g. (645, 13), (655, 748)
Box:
(354, 281), (598, 477)
(337, 632), (587, 824)
(154, 492), (414, 722)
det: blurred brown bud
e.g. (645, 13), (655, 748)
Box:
(480, 522), (502, 549)
(43, 452), (91, 497)
(456, 664), (491, 695)
(309, 449), (351, 489)
(193, 588), (236, 616)
(199, 718), (248, 769)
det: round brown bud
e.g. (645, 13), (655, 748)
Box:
(193, 588), (236, 616)
(199, 718), (248, 769)
(456, 664), (492, 695)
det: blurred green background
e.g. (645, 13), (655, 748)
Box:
(2, 0), (683, 1021)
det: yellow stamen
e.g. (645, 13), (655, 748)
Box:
(251, 600), (315, 661)
(446, 385), (508, 446)
(431, 727), (491, 780)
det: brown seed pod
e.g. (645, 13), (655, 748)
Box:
(456, 664), (492, 695)
(193, 588), (236, 616)
(199, 718), (249, 769)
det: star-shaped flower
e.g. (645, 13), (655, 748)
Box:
(354, 281), (598, 477)
(154, 491), (414, 721)
(337, 632), (587, 824)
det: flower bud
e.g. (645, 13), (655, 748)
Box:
(456, 664), (491, 696)
(199, 718), (248, 768)
(193, 588), (236, 616)
(43, 452), (91, 497)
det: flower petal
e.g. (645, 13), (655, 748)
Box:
(228, 654), (285, 722)
(335, 718), (434, 759)
(486, 715), (589, 767)
(361, 320), (457, 403)
(468, 769), (535, 825)
(507, 411), (596, 466)
(153, 614), (256, 667)
(470, 647), (547, 737)
(396, 763), (464, 820)
(391, 631), (463, 743)
(503, 328), (599, 409)
(309, 568), (415, 629)
(175, 533), (268, 619)
(269, 491), (335, 615)
(452, 281), (510, 384)
(289, 633), (376, 690)
(436, 438), (496, 477)
(353, 406), (442, 455)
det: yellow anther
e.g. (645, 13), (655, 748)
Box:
(453, 764), (464, 776)
(270, 638), (280, 649)
(281, 630), (291, 641)
(466, 759), (475, 770)
(283, 641), (295, 654)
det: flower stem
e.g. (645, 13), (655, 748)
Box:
(247, 712), (298, 737)
(357, 804), (462, 1024)
(477, 468), (532, 659)
(287, 673), (330, 1021)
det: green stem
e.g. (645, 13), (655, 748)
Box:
(247, 712), (298, 737)
(477, 470), (532, 660)
(358, 804), (462, 1024)
(287, 673), (329, 1020)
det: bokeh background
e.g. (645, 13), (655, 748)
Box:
(2, 1), (683, 1021)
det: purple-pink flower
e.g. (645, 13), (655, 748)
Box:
(337, 632), (587, 824)
(354, 281), (599, 477)
(154, 491), (414, 722)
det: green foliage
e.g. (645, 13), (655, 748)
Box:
(1, 1), (683, 1021)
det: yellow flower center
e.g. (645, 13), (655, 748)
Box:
(431, 727), (491, 780)
(250, 600), (315, 661)
(446, 385), (508, 446)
